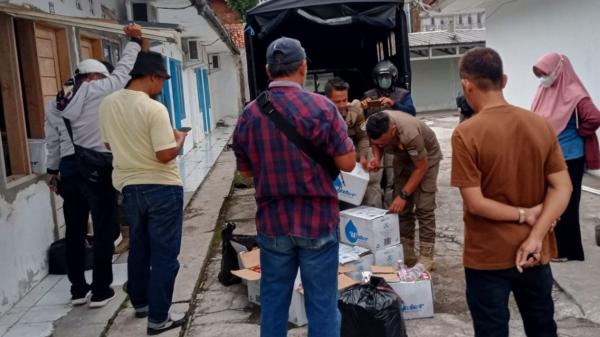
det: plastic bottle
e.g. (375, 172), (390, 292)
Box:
(396, 259), (409, 281)
(403, 263), (426, 282)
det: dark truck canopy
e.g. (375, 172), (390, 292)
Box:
(245, 0), (411, 100)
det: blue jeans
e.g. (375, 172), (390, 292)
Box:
(257, 231), (341, 337)
(122, 185), (183, 324)
(465, 264), (557, 337)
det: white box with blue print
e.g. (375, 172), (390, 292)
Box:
(335, 165), (370, 205)
(339, 206), (400, 251)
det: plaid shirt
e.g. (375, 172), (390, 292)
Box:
(233, 81), (354, 239)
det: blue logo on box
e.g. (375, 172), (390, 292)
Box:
(334, 176), (357, 198)
(345, 220), (367, 243)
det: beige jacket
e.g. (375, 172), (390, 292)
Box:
(344, 99), (370, 160)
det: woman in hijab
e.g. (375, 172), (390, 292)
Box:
(532, 53), (600, 262)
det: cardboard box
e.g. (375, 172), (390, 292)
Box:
(339, 243), (374, 281)
(374, 244), (404, 266)
(288, 271), (307, 326)
(389, 277), (434, 320)
(232, 249), (359, 326)
(371, 266), (434, 319)
(291, 273), (358, 327)
(340, 206), (400, 251)
(231, 249), (262, 305)
(334, 165), (369, 205)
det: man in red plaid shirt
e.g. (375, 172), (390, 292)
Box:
(233, 37), (356, 337)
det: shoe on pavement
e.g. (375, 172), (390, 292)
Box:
(89, 288), (116, 308)
(147, 313), (186, 336)
(551, 257), (569, 263)
(135, 305), (149, 318)
(71, 291), (91, 306)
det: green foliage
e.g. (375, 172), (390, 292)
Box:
(226, 0), (259, 19)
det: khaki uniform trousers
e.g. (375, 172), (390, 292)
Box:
(393, 154), (440, 249)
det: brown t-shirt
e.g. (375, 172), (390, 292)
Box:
(451, 104), (566, 270)
(384, 110), (443, 165)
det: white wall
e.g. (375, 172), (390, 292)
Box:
(483, 0), (600, 110)
(483, 0), (600, 168)
(209, 52), (243, 124)
(0, 183), (55, 316)
(411, 57), (461, 112)
(8, 0), (102, 17)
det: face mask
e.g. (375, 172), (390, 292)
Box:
(539, 57), (563, 88)
(377, 77), (393, 90)
(540, 74), (557, 88)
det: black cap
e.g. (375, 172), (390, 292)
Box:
(130, 51), (171, 79)
(266, 37), (306, 65)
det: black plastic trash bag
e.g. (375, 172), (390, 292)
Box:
(338, 277), (408, 337)
(218, 222), (258, 286)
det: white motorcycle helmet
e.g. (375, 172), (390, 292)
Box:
(76, 59), (109, 77)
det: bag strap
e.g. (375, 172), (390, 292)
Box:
(256, 91), (340, 180)
(63, 117), (75, 144)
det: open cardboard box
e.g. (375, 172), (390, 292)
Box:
(370, 265), (435, 320)
(339, 243), (375, 281)
(232, 249), (360, 326)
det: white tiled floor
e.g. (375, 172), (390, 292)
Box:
(0, 126), (235, 337)
(0, 263), (129, 337)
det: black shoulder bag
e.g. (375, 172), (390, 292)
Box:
(63, 118), (113, 183)
(256, 91), (340, 180)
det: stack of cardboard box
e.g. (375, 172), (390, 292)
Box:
(339, 206), (403, 270)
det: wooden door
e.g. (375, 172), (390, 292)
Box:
(80, 36), (103, 60)
(35, 25), (62, 107)
(80, 38), (94, 59)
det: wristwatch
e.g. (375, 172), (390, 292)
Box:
(518, 207), (526, 224)
(399, 190), (411, 200)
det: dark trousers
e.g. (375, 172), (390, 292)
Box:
(465, 265), (557, 337)
(122, 185), (183, 324)
(60, 172), (118, 297)
(556, 156), (585, 260)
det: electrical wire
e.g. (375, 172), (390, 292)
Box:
(201, 38), (221, 47)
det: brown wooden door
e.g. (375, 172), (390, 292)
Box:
(80, 38), (93, 59)
(35, 25), (62, 107)
(80, 36), (103, 60)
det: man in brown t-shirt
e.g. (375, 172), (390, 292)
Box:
(365, 110), (442, 270)
(451, 47), (572, 337)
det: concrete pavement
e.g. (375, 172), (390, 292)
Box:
(0, 126), (235, 337)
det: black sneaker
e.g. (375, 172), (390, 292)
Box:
(71, 291), (91, 306)
(135, 305), (149, 318)
(89, 288), (116, 308)
(147, 313), (186, 336)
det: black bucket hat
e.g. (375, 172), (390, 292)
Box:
(130, 51), (171, 79)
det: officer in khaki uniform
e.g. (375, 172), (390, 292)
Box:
(365, 110), (442, 270)
(361, 61), (417, 207)
(325, 78), (383, 207)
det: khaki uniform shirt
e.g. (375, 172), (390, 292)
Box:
(344, 99), (370, 160)
(384, 110), (442, 167)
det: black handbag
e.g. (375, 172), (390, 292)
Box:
(256, 91), (340, 180)
(63, 118), (113, 183)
